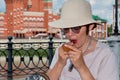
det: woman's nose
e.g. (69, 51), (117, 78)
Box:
(67, 29), (74, 36)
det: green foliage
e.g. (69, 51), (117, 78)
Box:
(0, 48), (55, 57)
(107, 25), (113, 34)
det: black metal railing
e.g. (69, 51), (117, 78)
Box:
(0, 36), (64, 80)
(0, 36), (119, 80)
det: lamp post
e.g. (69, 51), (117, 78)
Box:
(114, 0), (120, 35)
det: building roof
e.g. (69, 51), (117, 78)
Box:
(92, 15), (107, 23)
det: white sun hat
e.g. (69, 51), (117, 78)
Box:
(49, 0), (97, 28)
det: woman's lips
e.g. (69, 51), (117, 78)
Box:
(70, 40), (77, 44)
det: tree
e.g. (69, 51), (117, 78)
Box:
(107, 24), (113, 36)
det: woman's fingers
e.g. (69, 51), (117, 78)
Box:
(68, 50), (84, 68)
(64, 44), (81, 52)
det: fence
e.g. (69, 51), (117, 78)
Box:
(0, 36), (64, 80)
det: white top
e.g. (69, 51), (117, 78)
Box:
(50, 42), (119, 80)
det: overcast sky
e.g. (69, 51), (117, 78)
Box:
(0, 0), (114, 24)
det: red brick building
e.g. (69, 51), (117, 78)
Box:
(0, 0), (59, 39)
(0, 0), (107, 39)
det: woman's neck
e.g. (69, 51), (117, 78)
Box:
(78, 36), (92, 54)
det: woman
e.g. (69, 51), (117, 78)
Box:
(47, 0), (119, 80)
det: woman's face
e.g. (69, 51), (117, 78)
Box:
(63, 25), (87, 48)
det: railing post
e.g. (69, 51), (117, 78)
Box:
(48, 35), (53, 67)
(7, 36), (13, 80)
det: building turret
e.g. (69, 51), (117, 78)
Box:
(4, 0), (24, 37)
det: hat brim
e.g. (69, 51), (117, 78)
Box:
(49, 19), (99, 28)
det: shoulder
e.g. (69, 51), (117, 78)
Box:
(97, 41), (110, 49)
(95, 41), (116, 59)
(96, 41), (113, 53)
(95, 42), (119, 80)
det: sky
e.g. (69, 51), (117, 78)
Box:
(0, 0), (5, 12)
(0, 0), (114, 24)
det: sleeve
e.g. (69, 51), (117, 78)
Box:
(49, 46), (59, 69)
(97, 49), (119, 80)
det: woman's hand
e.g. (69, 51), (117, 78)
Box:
(64, 44), (85, 70)
(57, 45), (69, 66)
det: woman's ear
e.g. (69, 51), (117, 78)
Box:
(89, 24), (95, 30)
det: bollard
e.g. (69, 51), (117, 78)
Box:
(48, 35), (53, 67)
(7, 36), (13, 80)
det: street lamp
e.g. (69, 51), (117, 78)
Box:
(114, 0), (120, 35)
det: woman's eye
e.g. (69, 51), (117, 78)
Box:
(73, 27), (81, 30)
